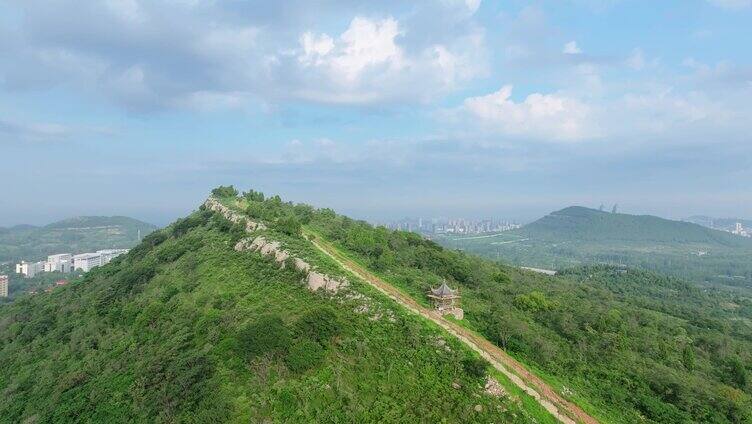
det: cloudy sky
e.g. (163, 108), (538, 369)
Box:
(1, 0), (750, 226)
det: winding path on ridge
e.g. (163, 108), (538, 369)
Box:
(305, 229), (599, 424)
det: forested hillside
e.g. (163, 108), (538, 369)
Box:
(5, 188), (752, 423)
(0, 216), (157, 262)
(0, 192), (549, 423)
(209, 188), (751, 423)
(437, 206), (752, 287)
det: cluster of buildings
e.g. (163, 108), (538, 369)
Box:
(15, 249), (129, 278)
(378, 217), (521, 235)
(731, 222), (750, 238)
(0, 275), (7, 298)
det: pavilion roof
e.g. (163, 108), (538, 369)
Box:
(430, 282), (458, 297)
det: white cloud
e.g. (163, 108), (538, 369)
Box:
(336, 17), (404, 80)
(292, 16), (484, 104)
(299, 32), (335, 66)
(562, 41), (582, 55)
(1, 1), (486, 110)
(300, 17), (405, 82)
(460, 85), (596, 142)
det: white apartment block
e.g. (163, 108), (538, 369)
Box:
(16, 261), (45, 278)
(15, 249), (129, 276)
(0, 275), (8, 297)
(73, 253), (102, 272)
(97, 249), (129, 265)
(44, 253), (73, 273)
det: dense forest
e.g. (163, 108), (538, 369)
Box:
(0, 192), (549, 423)
(216, 187), (752, 423)
(0, 216), (157, 262)
(437, 206), (752, 287)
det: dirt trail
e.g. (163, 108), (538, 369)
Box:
(307, 233), (599, 424)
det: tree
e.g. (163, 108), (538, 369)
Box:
(681, 345), (695, 372)
(243, 189), (265, 202)
(211, 185), (238, 198)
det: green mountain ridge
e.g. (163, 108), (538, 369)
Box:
(0, 193), (548, 423)
(2, 187), (752, 423)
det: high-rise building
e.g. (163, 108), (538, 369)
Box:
(0, 275), (8, 297)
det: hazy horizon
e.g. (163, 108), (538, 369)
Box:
(1, 185), (749, 229)
(2, 1), (750, 226)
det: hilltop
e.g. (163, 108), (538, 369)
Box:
(437, 206), (752, 286)
(0, 216), (157, 262)
(0, 191), (553, 423)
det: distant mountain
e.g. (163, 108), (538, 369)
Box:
(435, 206), (752, 287)
(0, 216), (157, 262)
(519, 206), (752, 247)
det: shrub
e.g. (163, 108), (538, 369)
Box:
(492, 271), (511, 285)
(129, 231), (168, 259)
(172, 211), (211, 237)
(284, 340), (325, 373)
(514, 291), (554, 312)
(237, 315), (292, 359)
(275, 215), (302, 237)
(156, 243), (188, 263)
(295, 307), (342, 343)
(462, 357), (489, 379)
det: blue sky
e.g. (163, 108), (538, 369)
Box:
(1, 0), (750, 226)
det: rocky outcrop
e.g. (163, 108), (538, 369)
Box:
(306, 271), (348, 292)
(215, 196), (347, 294)
(485, 377), (508, 398)
(204, 197), (267, 231)
(293, 258), (310, 273)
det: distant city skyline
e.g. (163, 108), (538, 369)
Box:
(1, 198), (751, 230)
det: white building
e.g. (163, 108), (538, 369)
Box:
(97, 249), (129, 265)
(732, 222), (749, 237)
(15, 261), (45, 278)
(73, 253), (102, 272)
(44, 253), (73, 273)
(0, 275), (8, 297)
